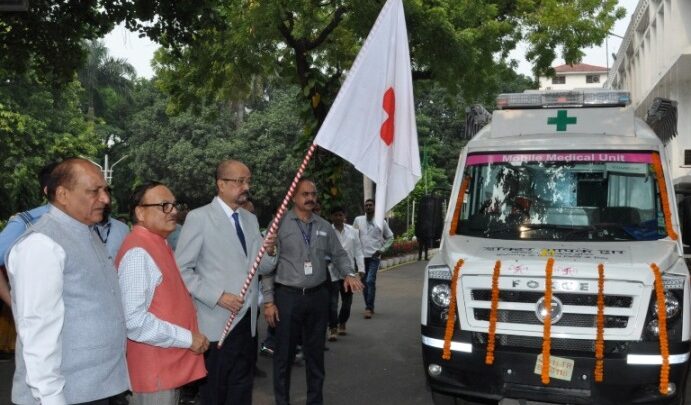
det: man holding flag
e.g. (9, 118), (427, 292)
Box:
(214, 0), (420, 401)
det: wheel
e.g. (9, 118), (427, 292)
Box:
(431, 390), (498, 405)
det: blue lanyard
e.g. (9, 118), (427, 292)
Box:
(295, 220), (313, 248)
(95, 222), (111, 244)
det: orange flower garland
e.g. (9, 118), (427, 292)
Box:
(541, 257), (555, 384)
(651, 154), (678, 240)
(651, 263), (670, 395)
(442, 259), (465, 360)
(485, 260), (501, 365)
(449, 176), (471, 235)
(594, 263), (605, 382)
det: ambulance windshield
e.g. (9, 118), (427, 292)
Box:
(453, 151), (668, 241)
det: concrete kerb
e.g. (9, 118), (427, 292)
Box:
(380, 248), (439, 272)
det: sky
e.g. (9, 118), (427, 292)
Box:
(104, 0), (640, 80)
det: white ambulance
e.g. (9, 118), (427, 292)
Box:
(421, 90), (690, 405)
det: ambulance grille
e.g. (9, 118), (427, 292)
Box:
(470, 290), (632, 308)
(473, 333), (630, 354)
(473, 309), (628, 328)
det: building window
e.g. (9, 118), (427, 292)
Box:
(586, 74), (601, 83)
(552, 76), (566, 84)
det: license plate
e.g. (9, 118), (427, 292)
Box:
(534, 354), (575, 381)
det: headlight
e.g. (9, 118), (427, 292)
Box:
(431, 283), (451, 308)
(652, 290), (681, 320)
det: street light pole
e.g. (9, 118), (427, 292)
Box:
(103, 154), (128, 185)
(605, 31), (624, 73)
(80, 153), (128, 185)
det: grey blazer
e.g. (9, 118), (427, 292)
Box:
(176, 197), (276, 341)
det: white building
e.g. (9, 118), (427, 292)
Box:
(607, 0), (691, 185)
(538, 63), (608, 90)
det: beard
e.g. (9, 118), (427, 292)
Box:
(235, 191), (250, 205)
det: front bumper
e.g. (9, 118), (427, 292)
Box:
(421, 326), (689, 404)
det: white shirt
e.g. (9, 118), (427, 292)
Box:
(118, 247), (193, 348)
(329, 224), (366, 280)
(352, 215), (394, 257)
(215, 196), (244, 232)
(8, 233), (68, 405)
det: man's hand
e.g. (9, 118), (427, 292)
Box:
(373, 250), (383, 259)
(343, 276), (364, 293)
(264, 302), (279, 328)
(264, 233), (278, 256)
(190, 331), (210, 354)
(217, 292), (244, 313)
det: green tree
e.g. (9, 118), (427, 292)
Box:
(78, 40), (137, 120)
(0, 70), (101, 219)
(0, 1), (219, 84)
(153, 0), (621, 202)
(118, 80), (367, 225)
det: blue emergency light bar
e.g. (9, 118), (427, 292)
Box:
(496, 90), (631, 110)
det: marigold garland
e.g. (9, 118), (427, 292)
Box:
(449, 176), (471, 235)
(651, 263), (670, 395)
(594, 263), (606, 382)
(541, 257), (555, 384)
(442, 259), (464, 360)
(651, 154), (678, 240)
(485, 260), (501, 365)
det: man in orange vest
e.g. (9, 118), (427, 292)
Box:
(116, 182), (209, 405)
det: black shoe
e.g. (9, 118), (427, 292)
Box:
(260, 343), (274, 358)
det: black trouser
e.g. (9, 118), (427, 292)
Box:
(273, 283), (329, 405)
(418, 237), (430, 260)
(328, 280), (353, 329)
(200, 312), (255, 405)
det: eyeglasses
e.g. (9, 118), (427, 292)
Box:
(139, 202), (185, 214)
(221, 177), (251, 186)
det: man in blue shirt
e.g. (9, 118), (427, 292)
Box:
(0, 162), (56, 305)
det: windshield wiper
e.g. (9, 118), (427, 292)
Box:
(563, 223), (636, 241)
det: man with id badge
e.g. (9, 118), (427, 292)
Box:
(262, 178), (363, 405)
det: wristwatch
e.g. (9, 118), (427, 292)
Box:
(346, 273), (359, 278)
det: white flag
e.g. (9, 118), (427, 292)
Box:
(314, 0), (421, 229)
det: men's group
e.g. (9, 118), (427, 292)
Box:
(0, 157), (393, 405)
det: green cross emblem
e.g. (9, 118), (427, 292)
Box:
(547, 110), (577, 131)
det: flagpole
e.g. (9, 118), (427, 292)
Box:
(218, 143), (318, 347)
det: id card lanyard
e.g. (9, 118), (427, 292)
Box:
(296, 220), (313, 275)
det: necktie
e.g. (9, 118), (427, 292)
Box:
(232, 212), (247, 255)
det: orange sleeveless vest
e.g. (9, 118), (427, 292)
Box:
(115, 225), (206, 392)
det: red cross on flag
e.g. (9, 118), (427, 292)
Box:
(314, 0), (421, 229)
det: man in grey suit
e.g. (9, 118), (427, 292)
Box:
(176, 159), (277, 405)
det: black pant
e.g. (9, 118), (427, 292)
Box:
(418, 237), (430, 260)
(200, 312), (255, 405)
(328, 280), (353, 328)
(273, 284), (329, 405)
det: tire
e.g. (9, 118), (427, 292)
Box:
(431, 391), (498, 405)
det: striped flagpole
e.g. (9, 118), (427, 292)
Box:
(218, 143), (318, 347)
